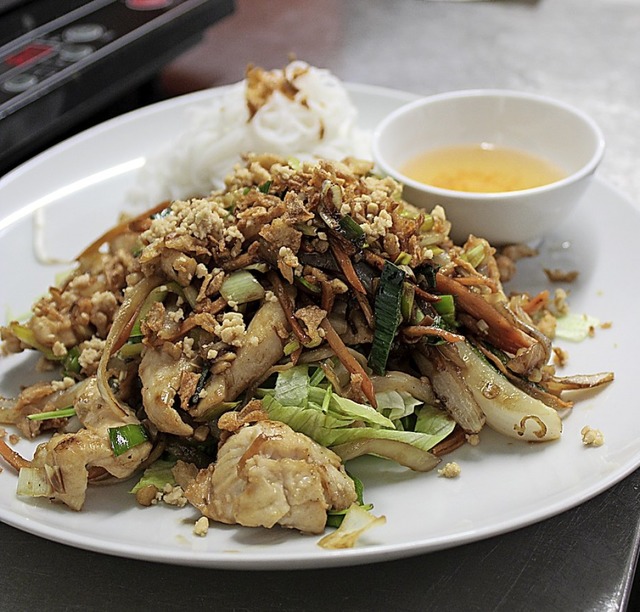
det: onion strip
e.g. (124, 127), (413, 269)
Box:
(320, 318), (377, 408)
(77, 200), (170, 263)
(97, 275), (164, 418)
(0, 438), (31, 471)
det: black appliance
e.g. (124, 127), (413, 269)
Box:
(0, 0), (234, 173)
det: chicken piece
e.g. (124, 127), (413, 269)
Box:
(184, 420), (357, 534)
(191, 300), (289, 419)
(28, 377), (152, 510)
(139, 345), (194, 436)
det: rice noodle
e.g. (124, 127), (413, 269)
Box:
(128, 61), (370, 207)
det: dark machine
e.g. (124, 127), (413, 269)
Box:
(0, 0), (233, 173)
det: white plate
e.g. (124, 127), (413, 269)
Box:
(0, 84), (639, 570)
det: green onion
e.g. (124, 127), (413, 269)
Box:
(368, 261), (406, 375)
(27, 407), (76, 421)
(401, 282), (415, 322)
(62, 346), (81, 375)
(338, 214), (365, 248)
(398, 206), (419, 220)
(9, 323), (57, 360)
(420, 214), (434, 232)
(433, 294), (456, 327)
(284, 339), (301, 355)
(17, 467), (53, 498)
(258, 180), (272, 194)
(412, 306), (426, 325)
(182, 285), (199, 309)
(108, 424), (149, 457)
(308, 366), (326, 387)
(394, 252), (412, 266)
(295, 276), (322, 294)
(118, 340), (144, 360)
(461, 244), (486, 268)
(129, 285), (171, 339)
(326, 472), (370, 527)
(220, 271), (265, 304)
(418, 264), (438, 290)
(287, 156), (301, 170)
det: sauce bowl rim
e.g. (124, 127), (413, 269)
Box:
(372, 88), (606, 202)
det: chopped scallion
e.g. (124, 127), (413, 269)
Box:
(284, 339), (301, 355)
(220, 271), (265, 304)
(420, 215), (434, 232)
(394, 252), (412, 266)
(338, 214), (365, 247)
(62, 346), (81, 375)
(462, 244), (486, 268)
(401, 282), (415, 322)
(258, 180), (272, 194)
(368, 261), (406, 375)
(295, 276), (322, 294)
(108, 424), (149, 457)
(27, 407), (76, 421)
(433, 294), (456, 327)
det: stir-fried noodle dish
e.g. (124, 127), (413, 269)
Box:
(0, 63), (613, 546)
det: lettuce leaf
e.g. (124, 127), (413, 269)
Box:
(261, 365), (453, 458)
(129, 459), (176, 494)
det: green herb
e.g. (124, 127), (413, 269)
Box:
(27, 407), (76, 421)
(461, 243), (486, 268)
(258, 180), (272, 194)
(394, 252), (412, 266)
(326, 472), (371, 528)
(432, 294), (456, 327)
(108, 424), (149, 457)
(295, 276), (322, 294)
(219, 271), (265, 304)
(368, 261), (405, 375)
(62, 346), (81, 375)
(338, 214), (365, 247)
(283, 339), (301, 356)
(400, 282), (415, 322)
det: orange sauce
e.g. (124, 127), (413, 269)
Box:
(401, 144), (566, 193)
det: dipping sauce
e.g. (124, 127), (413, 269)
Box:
(401, 144), (566, 193)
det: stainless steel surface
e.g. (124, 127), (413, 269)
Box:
(163, 0), (640, 203)
(2, 0), (640, 610)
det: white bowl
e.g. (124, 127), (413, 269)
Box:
(372, 90), (605, 245)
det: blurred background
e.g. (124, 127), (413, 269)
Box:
(2, 0), (639, 199)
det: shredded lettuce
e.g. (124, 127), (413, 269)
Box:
(261, 365), (454, 456)
(555, 312), (600, 342)
(376, 389), (423, 422)
(129, 459), (176, 494)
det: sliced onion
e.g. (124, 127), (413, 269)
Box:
(318, 503), (386, 549)
(97, 275), (163, 418)
(331, 438), (440, 472)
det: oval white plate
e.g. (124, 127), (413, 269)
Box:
(0, 84), (638, 569)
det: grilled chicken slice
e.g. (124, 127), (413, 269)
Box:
(184, 420), (357, 534)
(191, 300), (289, 419)
(28, 377), (152, 510)
(139, 345), (194, 436)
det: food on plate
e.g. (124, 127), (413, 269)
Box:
(129, 60), (369, 207)
(0, 63), (614, 545)
(0, 152), (613, 536)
